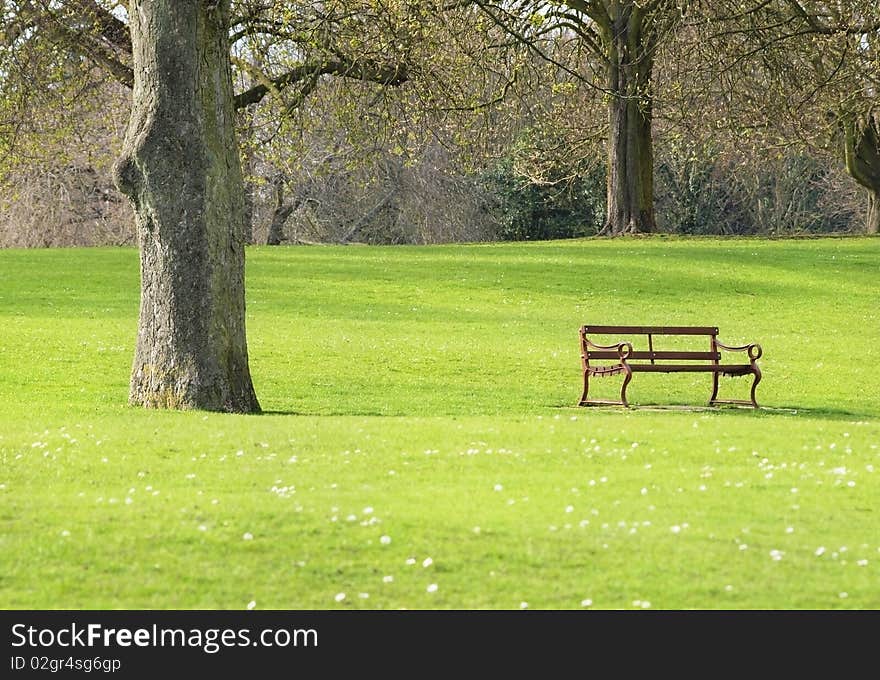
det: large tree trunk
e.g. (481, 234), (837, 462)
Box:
(602, 7), (656, 236)
(842, 111), (880, 235)
(113, 0), (260, 413)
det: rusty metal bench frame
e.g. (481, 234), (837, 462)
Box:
(578, 325), (763, 408)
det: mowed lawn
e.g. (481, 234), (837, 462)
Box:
(0, 237), (878, 609)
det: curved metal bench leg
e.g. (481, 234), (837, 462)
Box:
(579, 371), (590, 406)
(750, 366), (762, 408)
(709, 371), (719, 406)
(620, 367), (632, 407)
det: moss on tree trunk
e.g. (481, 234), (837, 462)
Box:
(113, 0), (260, 413)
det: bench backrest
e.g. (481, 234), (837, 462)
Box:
(580, 325), (720, 364)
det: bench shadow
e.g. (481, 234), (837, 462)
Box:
(556, 403), (877, 421)
(248, 406), (876, 423)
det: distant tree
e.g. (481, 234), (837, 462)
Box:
(699, 0), (880, 233)
(473, 0), (688, 235)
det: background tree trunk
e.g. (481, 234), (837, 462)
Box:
(867, 192), (880, 235)
(842, 111), (880, 235)
(113, 0), (260, 413)
(266, 175), (296, 245)
(602, 7), (656, 236)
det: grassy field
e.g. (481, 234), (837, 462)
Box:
(0, 236), (878, 610)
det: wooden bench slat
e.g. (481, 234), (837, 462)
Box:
(582, 325), (719, 335)
(587, 351), (720, 361)
(629, 364), (752, 374)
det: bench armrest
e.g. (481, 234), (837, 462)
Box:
(716, 340), (763, 361)
(584, 338), (634, 360)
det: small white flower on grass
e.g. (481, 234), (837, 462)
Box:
(791, 488), (798, 494)
(839, 592), (848, 599)
(640, 488), (648, 495)
(380, 535), (392, 545)
(383, 575), (394, 583)
(632, 600), (651, 608)
(581, 599), (593, 608)
(770, 549), (784, 561)
(334, 593), (346, 603)
(242, 532), (254, 541)
(473, 526), (481, 534)
(363, 507), (374, 515)
(198, 525), (207, 532)
(857, 559), (868, 567)
(359, 592), (370, 599)
(724, 585), (733, 592)
(211, 499), (219, 505)
(739, 544), (749, 551)
(815, 547), (826, 556)
(520, 602), (529, 609)
(565, 505), (574, 513)
(246, 601), (256, 610)
(670, 525), (681, 534)
(405, 558), (416, 565)
(422, 557), (433, 568)
(494, 484), (503, 492)
(847, 481), (856, 488)
(426, 583), (438, 593)
(60, 530), (70, 537)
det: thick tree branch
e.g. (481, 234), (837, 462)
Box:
(63, 0), (131, 52)
(34, 2), (134, 87)
(233, 58), (409, 109)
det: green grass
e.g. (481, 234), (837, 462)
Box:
(0, 236), (878, 609)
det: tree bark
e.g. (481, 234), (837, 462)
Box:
(602, 6), (656, 236)
(842, 111), (880, 235)
(113, 0), (260, 413)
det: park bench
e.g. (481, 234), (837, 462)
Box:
(578, 325), (763, 408)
